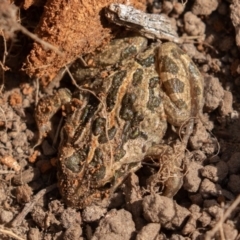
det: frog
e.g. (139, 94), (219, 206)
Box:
(35, 35), (204, 208)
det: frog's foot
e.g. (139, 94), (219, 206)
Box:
(34, 88), (72, 147)
(146, 142), (186, 198)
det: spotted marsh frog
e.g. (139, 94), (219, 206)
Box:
(35, 36), (204, 208)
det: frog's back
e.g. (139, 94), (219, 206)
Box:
(58, 44), (167, 208)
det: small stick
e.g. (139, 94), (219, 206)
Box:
(34, 78), (39, 106)
(0, 106), (7, 131)
(0, 30), (8, 92)
(0, 170), (15, 174)
(18, 25), (64, 56)
(105, 3), (180, 43)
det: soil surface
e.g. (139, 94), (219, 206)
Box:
(1, 0), (240, 239)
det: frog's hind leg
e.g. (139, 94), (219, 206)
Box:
(145, 143), (186, 198)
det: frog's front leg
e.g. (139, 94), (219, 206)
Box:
(34, 88), (72, 147)
(155, 42), (204, 127)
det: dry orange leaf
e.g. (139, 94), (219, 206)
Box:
(23, 0), (147, 86)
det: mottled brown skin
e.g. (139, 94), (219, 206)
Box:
(35, 38), (204, 208)
(156, 42), (204, 127)
(58, 40), (168, 208)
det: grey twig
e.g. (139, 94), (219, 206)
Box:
(105, 4), (180, 43)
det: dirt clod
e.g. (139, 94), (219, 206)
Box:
(192, 0), (219, 16)
(0, 209), (14, 224)
(183, 161), (203, 192)
(199, 178), (222, 198)
(184, 11), (206, 37)
(136, 223), (161, 240)
(200, 160), (228, 183)
(227, 174), (240, 194)
(230, 0), (240, 48)
(142, 194), (190, 230)
(63, 223), (82, 240)
(82, 205), (107, 223)
(15, 184), (33, 203)
(91, 209), (135, 240)
(219, 90), (233, 116)
(13, 167), (40, 185)
(204, 75), (225, 112)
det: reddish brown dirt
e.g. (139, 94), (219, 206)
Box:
(22, 0), (147, 86)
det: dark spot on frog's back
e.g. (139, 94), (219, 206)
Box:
(120, 107), (134, 121)
(80, 95), (100, 126)
(120, 93), (137, 120)
(147, 95), (161, 110)
(160, 56), (179, 75)
(122, 93), (137, 105)
(132, 68), (143, 86)
(92, 165), (106, 181)
(136, 54), (155, 67)
(149, 77), (159, 88)
(106, 70), (127, 111)
(98, 126), (117, 144)
(92, 117), (106, 136)
(174, 99), (188, 109)
(164, 78), (185, 94)
(121, 45), (137, 59)
(148, 77), (161, 110)
(129, 127), (140, 139)
(93, 148), (103, 163)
